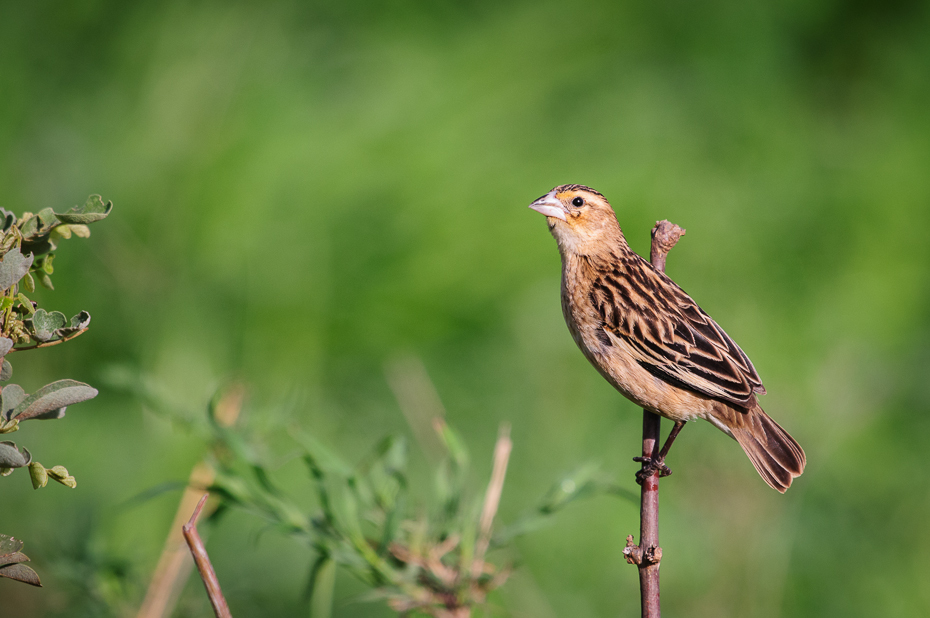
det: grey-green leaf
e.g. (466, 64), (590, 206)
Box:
(55, 195), (113, 224)
(30, 309), (68, 342)
(0, 551), (30, 566)
(0, 337), (12, 357)
(69, 311), (91, 331)
(0, 209), (15, 232)
(0, 248), (34, 291)
(0, 442), (31, 468)
(0, 360), (11, 383)
(0, 534), (25, 556)
(0, 562), (42, 586)
(12, 380), (98, 421)
(19, 216), (38, 241)
(1, 385), (26, 420)
(37, 208), (60, 231)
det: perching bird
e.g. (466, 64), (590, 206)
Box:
(529, 184), (805, 492)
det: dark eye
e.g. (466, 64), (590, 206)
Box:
(572, 197), (584, 207)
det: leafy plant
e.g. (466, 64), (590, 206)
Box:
(0, 196), (111, 587)
(200, 397), (633, 617)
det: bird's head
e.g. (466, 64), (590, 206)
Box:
(529, 185), (624, 255)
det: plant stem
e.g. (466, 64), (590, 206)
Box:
(183, 494), (232, 618)
(638, 411), (662, 617)
(628, 220), (686, 618)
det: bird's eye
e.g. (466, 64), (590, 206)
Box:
(572, 197), (584, 207)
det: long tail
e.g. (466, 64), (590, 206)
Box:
(711, 404), (806, 493)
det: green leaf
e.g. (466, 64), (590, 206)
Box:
(37, 271), (53, 290)
(0, 248), (34, 291)
(16, 294), (34, 315)
(0, 442), (31, 468)
(306, 555), (335, 618)
(0, 563), (42, 587)
(41, 253), (54, 275)
(22, 271), (34, 293)
(11, 379), (98, 421)
(0, 337), (12, 357)
(46, 465), (76, 488)
(55, 195), (113, 224)
(1, 360), (12, 383)
(29, 462), (48, 489)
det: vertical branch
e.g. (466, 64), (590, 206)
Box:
(637, 411), (662, 616)
(624, 220), (685, 618)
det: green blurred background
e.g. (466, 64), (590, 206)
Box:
(2, 0), (930, 616)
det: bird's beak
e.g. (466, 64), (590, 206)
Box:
(529, 192), (568, 222)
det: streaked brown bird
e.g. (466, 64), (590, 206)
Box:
(529, 184), (805, 492)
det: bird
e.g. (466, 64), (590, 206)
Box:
(529, 184), (805, 492)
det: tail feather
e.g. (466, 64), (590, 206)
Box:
(712, 404), (806, 493)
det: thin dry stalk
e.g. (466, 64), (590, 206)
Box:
(135, 462), (216, 618)
(135, 384), (245, 618)
(182, 494), (232, 618)
(472, 423), (512, 579)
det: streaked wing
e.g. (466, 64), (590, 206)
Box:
(591, 253), (765, 407)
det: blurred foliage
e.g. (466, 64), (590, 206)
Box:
(127, 378), (632, 617)
(0, 196), (110, 589)
(1, 0), (929, 616)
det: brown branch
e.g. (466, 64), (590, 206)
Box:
(624, 220), (685, 618)
(649, 221), (685, 274)
(182, 494), (232, 618)
(8, 328), (88, 352)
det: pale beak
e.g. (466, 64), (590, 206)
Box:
(528, 192), (568, 221)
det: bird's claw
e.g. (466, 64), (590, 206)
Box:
(633, 456), (672, 484)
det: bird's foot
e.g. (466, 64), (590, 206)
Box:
(633, 456), (672, 484)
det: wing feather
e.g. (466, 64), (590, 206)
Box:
(592, 253), (765, 407)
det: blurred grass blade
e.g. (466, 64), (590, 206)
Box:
(495, 463), (636, 544)
(293, 430), (352, 476)
(434, 419), (468, 468)
(306, 555), (336, 618)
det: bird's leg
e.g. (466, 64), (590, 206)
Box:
(634, 421), (686, 483)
